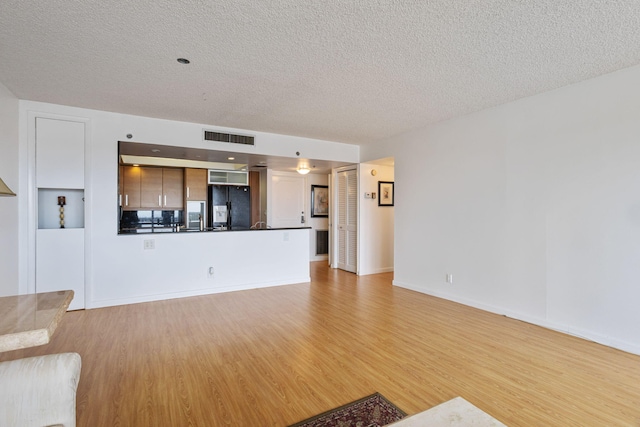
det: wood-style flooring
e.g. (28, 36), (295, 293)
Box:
(2, 262), (640, 426)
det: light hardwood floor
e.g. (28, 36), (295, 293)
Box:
(3, 262), (640, 426)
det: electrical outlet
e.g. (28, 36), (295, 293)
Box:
(446, 274), (453, 284)
(208, 266), (214, 278)
(144, 239), (155, 250)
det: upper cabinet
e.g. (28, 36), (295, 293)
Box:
(161, 168), (184, 209)
(36, 118), (85, 189)
(121, 166), (183, 210)
(208, 169), (248, 185)
(122, 165), (141, 209)
(185, 168), (208, 201)
(140, 167), (163, 208)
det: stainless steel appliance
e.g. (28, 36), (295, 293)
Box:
(186, 201), (206, 230)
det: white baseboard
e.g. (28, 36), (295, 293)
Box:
(358, 267), (394, 276)
(393, 280), (640, 356)
(87, 276), (311, 309)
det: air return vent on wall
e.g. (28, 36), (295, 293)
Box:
(204, 130), (255, 146)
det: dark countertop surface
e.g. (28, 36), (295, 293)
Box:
(119, 226), (311, 235)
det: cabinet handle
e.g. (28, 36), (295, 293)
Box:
(125, 194), (128, 206)
(159, 195), (162, 207)
(119, 194), (122, 206)
(164, 195), (167, 206)
(187, 187), (190, 199)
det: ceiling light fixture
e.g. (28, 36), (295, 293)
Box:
(297, 166), (310, 175)
(177, 58), (190, 64)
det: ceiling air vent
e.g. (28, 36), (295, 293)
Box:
(204, 130), (255, 146)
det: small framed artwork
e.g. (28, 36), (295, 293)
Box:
(378, 181), (394, 206)
(311, 185), (329, 217)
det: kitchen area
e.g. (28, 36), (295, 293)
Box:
(114, 139), (344, 289)
(118, 163), (259, 234)
(19, 102), (358, 311)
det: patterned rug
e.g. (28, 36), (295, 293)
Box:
(288, 392), (406, 427)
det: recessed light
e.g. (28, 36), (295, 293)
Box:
(228, 157), (235, 160)
(151, 149), (161, 153)
(177, 58), (190, 64)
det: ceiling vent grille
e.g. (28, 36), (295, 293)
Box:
(204, 130), (255, 146)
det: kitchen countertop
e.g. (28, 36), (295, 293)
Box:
(119, 226), (312, 235)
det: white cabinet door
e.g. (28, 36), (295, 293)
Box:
(36, 118), (85, 189)
(337, 169), (357, 273)
(36, 229), (84, 310)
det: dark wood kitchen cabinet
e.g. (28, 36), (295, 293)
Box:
(140, 167), (163, 208)
(184, 168), (207, 201)
(162, 168), (184, 209)
(121, 165), (141, 210)
(122, 166), (183, 210)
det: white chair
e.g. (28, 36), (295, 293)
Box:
(0, 352), (81, 427)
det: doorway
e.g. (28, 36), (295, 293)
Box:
(334, 167), (357, 273)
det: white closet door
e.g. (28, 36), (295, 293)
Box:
(337, 169), (357, 273)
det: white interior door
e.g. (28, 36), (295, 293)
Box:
(269, 173), (306, 228)
(337, 168), (357, 273)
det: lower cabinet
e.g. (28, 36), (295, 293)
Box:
(36, 229), (84, 310)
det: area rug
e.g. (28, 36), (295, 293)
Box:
(288, 392), (406, 427)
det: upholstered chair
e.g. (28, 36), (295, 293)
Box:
(0, 352), (81, 427)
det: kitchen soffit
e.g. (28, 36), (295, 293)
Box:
(118, 141), (354, 175)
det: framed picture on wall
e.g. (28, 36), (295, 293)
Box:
(311, 185), (329, 217)
(378, 181), (394, 206)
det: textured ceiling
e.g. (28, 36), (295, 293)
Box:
(1, 1), (640, 145)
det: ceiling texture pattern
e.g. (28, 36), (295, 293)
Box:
(1, 0), (640, 145)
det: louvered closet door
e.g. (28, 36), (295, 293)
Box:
(337, 169), (357, 273)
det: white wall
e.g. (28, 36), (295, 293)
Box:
(359, 163), (394, 275)
(362, 64), (640, 355)
(0, 82), (19, 296)
(18, 101), (359, 307)
(0, 83), (21, 296)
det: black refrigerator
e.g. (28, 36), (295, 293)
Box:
(208, 185), (251, 230)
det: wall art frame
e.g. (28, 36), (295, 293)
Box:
(378, 181), (394, 206)
(311, 185), (329, 217)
